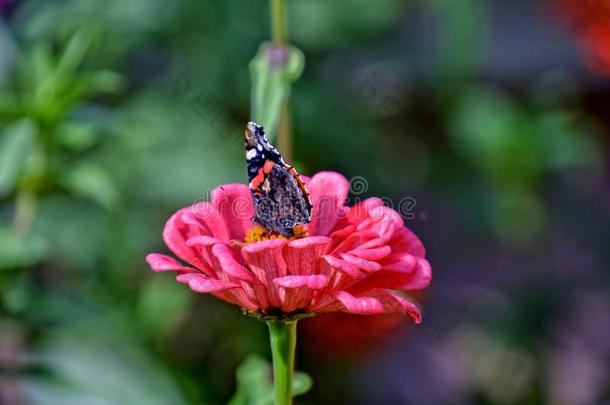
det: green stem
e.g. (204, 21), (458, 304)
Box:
(267, 319), (297, 405)
(278, 104), (293, 162)
(270, 0), (287, 44)
(269, 0), (292, 160)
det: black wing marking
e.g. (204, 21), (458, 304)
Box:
(251, 164), (311, 236)
(245, 122), (285, 182)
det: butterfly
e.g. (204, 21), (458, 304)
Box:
(244, 122), (312, 236)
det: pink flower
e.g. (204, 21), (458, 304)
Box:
(145, 172), (431, 322)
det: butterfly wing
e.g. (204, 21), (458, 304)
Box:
(245, 122), (312, 236)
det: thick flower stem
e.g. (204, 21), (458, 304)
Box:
(267, 319), (297, 405)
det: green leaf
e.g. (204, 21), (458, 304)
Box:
(56, 121), (99, 151)
(0, 226), (47, 270)
(57, 30), (94, 77)
(0, 119), (35, 197)
(291, 371), (313, 397)
(227, 355), (312, 405)
(61, 163), (119, 209)
(249, 43), (304, 140)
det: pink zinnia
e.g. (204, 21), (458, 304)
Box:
(146, 172), (431, 322)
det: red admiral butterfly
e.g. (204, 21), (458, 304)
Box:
(245, 122), (312, 236)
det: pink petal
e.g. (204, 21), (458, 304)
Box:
(287, 236), (332, 249)
(176, 273), (240, 293)
(186, 235), (222, 247)
(350, 246), (392, 261)
(145, 254), (197, 273)
(389, 227), (426, 257)
(347, 198), (385, 224)
(401, 258), (432, 290)
(330, 230), (378, 256)
(340, 253), (381, 272)
(211, 184), (254, 241)
(381, 253), (418, 273)
(242, 239), (288, 307)
(242, 238), (287, 254)
(162, 208), (209, 270)
(284, 236), (332, 276)
(368, 205), (404, 228)
(211, 243), (258, 283)
(348, 257), (432, 293)
(181, 202), (230, 241)
(273, 275), (329, 289)
(323, 255), (364, 279)
(373, 216), (397, 240)
(367, 289), (422, 323)
(357, 237), (387, 250)
(330, 290), (384, 314)
(307, 172), (350, 236)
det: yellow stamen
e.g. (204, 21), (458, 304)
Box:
(244, 224), (309, 243)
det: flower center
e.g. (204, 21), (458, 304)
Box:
(244, 224), (309, 243)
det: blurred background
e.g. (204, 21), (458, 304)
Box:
(0, 0), (609, 404)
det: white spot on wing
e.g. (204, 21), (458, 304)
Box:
(246, 148), (257, 160)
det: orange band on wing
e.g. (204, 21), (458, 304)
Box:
(251, 170), (265, 189)
(288, 166), (311, 200)
(263, 160), (275, 174)
(250, 161), (275, 189)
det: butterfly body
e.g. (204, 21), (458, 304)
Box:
(245, 122), (312, 236)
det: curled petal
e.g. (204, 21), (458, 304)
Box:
(329, 224), (356, 243)
(242, 238), (287, 254)
(181, 203), (229, 241)
(368, 290), (422, 323)
(382, 253), (417, 273)
(212, 243), (258, 283)
(357, 237), (387, 250)
(368, 205), (404, 228)
(351, 246), (392, 261)
(186, 235), (222, 247)
(347, 198), (384, 224)
(287, 236), (332, 249)
(389, 227), (426, 257)
(324, 255), (364, 279)
(176, 273), (240, 293)
(273, 275), (329, 289)
(145, 254), (197, 273)
(340, 253), (381, 272)
(331, 230), (378, 255)
(405, 258), (432, 290)
(162, 208), (209, 269)
(330, 290), (384, 314)
(348, 257), (432, 293)
(374, 216), (397, 240)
